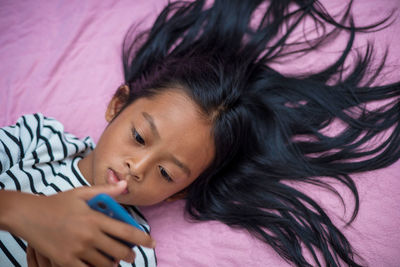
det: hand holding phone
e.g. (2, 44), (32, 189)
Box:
(87, 193), (145, 248)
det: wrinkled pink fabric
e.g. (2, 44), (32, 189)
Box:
(0, 0), (399, 266)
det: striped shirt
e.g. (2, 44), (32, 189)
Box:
(0, 113), (157, 267)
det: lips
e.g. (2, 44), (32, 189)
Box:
(107, 169), (129, 194)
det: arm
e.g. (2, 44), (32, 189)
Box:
(0, 181), (155, 267)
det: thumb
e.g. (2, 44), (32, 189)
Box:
(77, 180), (128, 200)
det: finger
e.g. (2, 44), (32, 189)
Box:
(34, 250), (52, 267)
(27, 246), (39, 267)
(94, 233), (136, 263)
(80, 248), (114, 267)
(124, 250), (136, 264)
(98, 213), (155, 248)
(50, 260), (61, 267)
(75, 180), (128, 200)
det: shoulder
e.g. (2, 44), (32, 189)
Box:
(1, 113), (95, 165)
(3, 113), (64, 139)
(1, 113), (69, 151)
(0, 113), (47, 161)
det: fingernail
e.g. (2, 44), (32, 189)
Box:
(116, 180), (127, 187)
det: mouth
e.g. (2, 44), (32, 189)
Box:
(107, 168), (129, 194)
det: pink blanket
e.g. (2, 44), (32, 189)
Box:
(1, 0), (399, 266)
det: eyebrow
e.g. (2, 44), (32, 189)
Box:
(141, 112), (192, 178)
(142, 112), (160, 139)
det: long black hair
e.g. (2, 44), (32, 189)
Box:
(120, 0), (400, 266)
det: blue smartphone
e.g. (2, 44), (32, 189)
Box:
(87, 193), (145, 248)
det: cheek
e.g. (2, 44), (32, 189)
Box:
(135, 180), (178, 204)
(96, 129), (130, 165)
(130, 189), (169, 206)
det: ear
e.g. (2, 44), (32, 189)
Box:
(165, 189), (188, 202)
(105, 84), (130, 122)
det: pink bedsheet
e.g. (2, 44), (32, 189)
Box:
(1, 0), (399, 266)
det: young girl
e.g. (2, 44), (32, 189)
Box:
(1, 0), (400, 266)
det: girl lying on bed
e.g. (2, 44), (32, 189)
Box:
(1, 0), (399, 266)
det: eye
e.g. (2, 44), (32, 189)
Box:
(159, 166), (173, 182)
(132, 129), (145, 145)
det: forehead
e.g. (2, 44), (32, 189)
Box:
(125, 90), (215, 176)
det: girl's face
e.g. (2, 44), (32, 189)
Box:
(78, 88), (215, 206)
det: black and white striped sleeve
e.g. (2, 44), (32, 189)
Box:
(0, 114), (38, 175)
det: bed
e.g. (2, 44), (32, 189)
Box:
(1, 0), (399, 266)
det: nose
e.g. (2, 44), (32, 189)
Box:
(124, 156), (149, 182)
